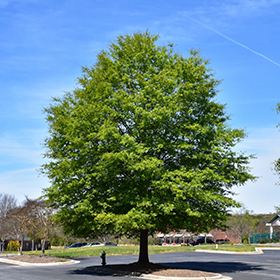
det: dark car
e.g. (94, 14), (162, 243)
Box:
(103, 242), (117, 246)
(190, 238), (215, 246)
(66, 242), (87, 248)
(215, 239), (230, 244)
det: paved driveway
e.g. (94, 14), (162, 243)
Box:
(0, 250), (280, 280)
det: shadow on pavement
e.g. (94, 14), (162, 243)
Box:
(69, 266), (141, 277)
(159, 261), (263, 274)
(68, 261), (263, 277)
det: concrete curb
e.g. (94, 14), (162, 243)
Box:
(0, 257), (80, 266)
(139, 273), (232, 280)
(87, 267), (232, 280)
(195, 248), (265, 255)
(258, 247), (280, 250)
(0, 258), (232, 279)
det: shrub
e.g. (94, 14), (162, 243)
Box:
(6, 240), (19, 251)
(150, 241), (162, 246)
(260, 238), (271, 244)
(50, 236), (60, 246)
(242, 236), (248, 244)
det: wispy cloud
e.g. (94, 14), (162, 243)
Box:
(0, 0), (40, 9)
(0, 168), (47, 202)
(0, 131), (45, 165)
(182, 0), (280, 24)
(186, 16), (280, 67)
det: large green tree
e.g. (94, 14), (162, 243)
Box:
(42, 31), (254, 263)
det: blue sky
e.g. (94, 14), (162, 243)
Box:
(0, 0), (280, 214)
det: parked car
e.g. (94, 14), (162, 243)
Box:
(84, 242), (103, 247)
(103, 242), (117, 246)
(82, 242), (101, 247)
(66, 242), (87, 248)
(190, 238), (214, 246)
(215, 239), (230, 244)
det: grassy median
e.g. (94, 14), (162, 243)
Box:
(23, 244), (259, 258)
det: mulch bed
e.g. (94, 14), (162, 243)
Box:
(7, 255), (70, 263)
(92, 262), (218, 278)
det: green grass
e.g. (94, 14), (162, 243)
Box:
(23, 244), (259, 258)
(24, 245), (195, 258)
(1, 251), (19, 255)
(196, 244), (257, 252)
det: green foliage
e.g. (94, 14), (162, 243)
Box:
(50, 234), (60, 246)
(7, 240), (19, 251)
(242, 235), (249, 244)
(50, 232), (75, 247)
(274, 205), (280, 214)
(259, 238), (280, 244)
(42, 31), (254, 241)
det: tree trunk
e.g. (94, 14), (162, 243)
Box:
(20, 235), (24, 255)
(41, 239), (45, 257)
(138, 229), (149, 264)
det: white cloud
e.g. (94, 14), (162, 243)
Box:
(201, 0), (279, 18)
(0, 168), (47, 203)
(0, 0), (39, 9)
(179, 0), (280, 32)
(233, 127), (280, 213)
(0, 130), (46, 165)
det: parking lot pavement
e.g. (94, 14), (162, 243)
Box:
(148, 250), (280, 280)
(0, 250), (279, 280)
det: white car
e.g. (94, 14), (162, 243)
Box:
(90, 242), (103, 246)
(83, 242), (103, 247)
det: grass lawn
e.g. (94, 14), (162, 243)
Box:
(23, 244), (258, 258)
(197, 244), (257, 252)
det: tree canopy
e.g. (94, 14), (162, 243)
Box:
(42, 31), (254, 263)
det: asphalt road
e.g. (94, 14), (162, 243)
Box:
(0, 250), (280, 280)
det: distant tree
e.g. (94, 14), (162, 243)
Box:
(42, 31), (255, 263)
(7, 204), (30, 255)
(0, 194), (17, 252)
(255, 214), (274, 233)
(24, 198), (54, 256)
(275, 205), (280, 214)
(227, 207), (256, 243)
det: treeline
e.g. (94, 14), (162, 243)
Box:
(225, 207), (279, 243)
(0, 193), (54, 256)
(1, 192), (278, 252)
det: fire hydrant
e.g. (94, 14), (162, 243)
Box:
(100, 250), (106, 266)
